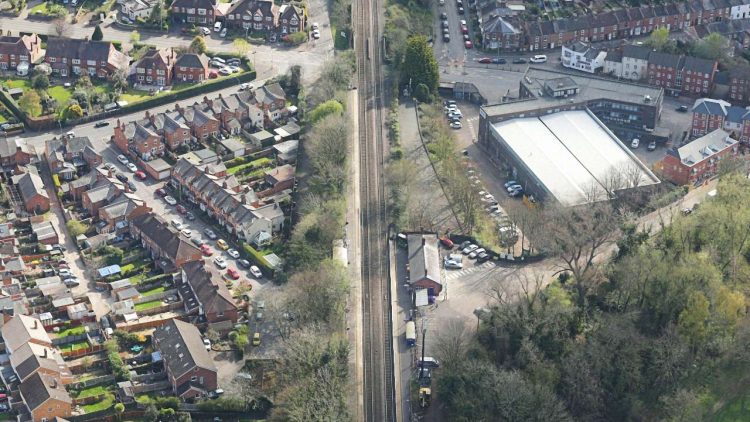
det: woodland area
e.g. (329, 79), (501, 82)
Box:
(436, 173), (750, 421)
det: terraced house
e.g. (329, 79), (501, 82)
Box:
(170, 0), (218, 24)
(45, 38), (129, 79)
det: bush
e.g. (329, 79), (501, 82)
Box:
(285, 31), (309, 45)
(197, 396), (249, 412)
(240, 242), (273, 274)
(414, 83), (431, 102)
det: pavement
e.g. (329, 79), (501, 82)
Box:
(3, 0), (334, 83)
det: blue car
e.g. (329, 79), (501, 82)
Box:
(492, 57), (507, 64)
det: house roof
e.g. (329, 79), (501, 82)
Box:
(1, 315), (51, 353)
(19, 373), (71, 411)
(255, 82), (286, 107)
(175, 53), (209, 70)
(692, 98), (731, 116)
(100, 194), (147, 220)
(46, 38), (127, 72)
(0, 137), (29, 160)
(648, 51), (682, 69)
(279, 3), (302, 19)
(135, 47), (176, 71)
(682, 56), (716, 75)
(622, 44), (652, 61)
(265, 164), (294, 183)
(15, 169), (49, 203)
(84, 181), (121, 204)
(182, 260), (237, 318)
(153, 319), (216, 379)
(227, 0), (277, 18)
(129, 213), (201, 265)
(170, 0), (216, 9)
(0, 34), (40, 59)
(605, 49), (623, 63)
(407, 234), (441, 286)
(676, 129), (737, 166)
(9, 343), (64, 376)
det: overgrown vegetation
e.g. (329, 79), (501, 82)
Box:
(438, 173), (750, 421)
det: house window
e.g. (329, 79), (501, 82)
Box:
(49, 57), (56, 63)
(187, 7), (194, 14)
(62, 58), (67, 63)
(191, 376), (197, 381)
(87, 60), (96, 66)
(72, 58), (80, 65)
(198, 8), (206, 15)
(188, 16), (196, 22)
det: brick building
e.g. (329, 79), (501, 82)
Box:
(45, 38), (129, 79)
(133, 47), (177, 87)
(660, 129), (738, 185)
(173, 53), (209, 83)
(0, 33), (43, 71)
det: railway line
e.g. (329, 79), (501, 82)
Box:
(354, 0), (395, 418)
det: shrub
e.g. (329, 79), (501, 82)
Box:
(285, 31), (308, 45)
(240, 242), (273, 274)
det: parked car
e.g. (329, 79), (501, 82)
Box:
(171, 218), (183, 230)
(58, 269), (71, 277)
(156, 187), (167, 197)
(200, 27), (211, 36)
(239, 83), (254, 91)
(116, 173), (128, 183)
(469, 248), (486, 259)
(201, 244), (214, 256)
(204, 228), (218, 239)
(478, 57), (492, 64)
(250, 265), (263, 278)
(182, 228), (192, 237)
(458, 6), (464, 13)
(214, 21), (222, 32)
(443, 33), (450, 42)
(418, 357), (441, 368)
(444, 259), (463, 269)
(191, 237), (203, 247)
(476, 252), (490, 263)
(186, 211), (196, 221)
(117, 154), (129, 165)
(176, 204), (187, 214)
(227, 249), (240, 259)
(440, 12), (447, 19)
(94, 121), (110, 128)
(203, 338), (211, 351)
(253, 332), (261, 346)
(238, 259), (251, 268)
(464, 40), (473, 49)
(226, 268), (240, 279)
(462, 244), (478, 254)
(439, 236), (454, 248)
(219, 67), (232, 76)
(504, 180), (518, 188)
(228, 65), (241, 73)
(134, 171), (147, 180)
(216, 239), (229, 250)
(127, 181), (137, 191)
(676, 105), (689, 112)
(164, 196), (177, 206)
(220, 28), (228, 38)
(450, 121), (462, 129)
(312, 29), (321, 39)
(529, 54), (548, 63)
(461, 25), (468, 34)
(213, 256), (227, 269)
(631, 138), (640, 149)
(648, 141), (657, 151)
(506, 184), (522, 193)
(103, 163), (116, 171)
(512, 57), (527, 64)
(492, 57), (506, 64)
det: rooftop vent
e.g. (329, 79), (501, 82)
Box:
(644, 95), (652, 103)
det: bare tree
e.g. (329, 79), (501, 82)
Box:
(53, 18), (71, 38)
(434, 318), (472, 370)
(541, 202), (622, 308)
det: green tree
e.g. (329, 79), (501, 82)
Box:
(18, 90), (42, 117)
(148, 0), (163, 23)
(678, 291), (710, 348)
(65, 103), (84, 119)
(32, 73), (50, 90)
(130, 30), (141, 44)
(401, 35), (439, 97)
(308, 100), (343, 123)
(232, 38), (251, 57)
(646, 27), (673, 52)
(144, 403), (159, 422)
(114, 403), (125, 421)
(189, 35), (207, 54)
(286, 31), (308, 45)
(66, 219), (88, 237)
(414, 83), (430, 102)
(692, 33), (729, 61)
(111, 68), (129, 94)
(92, 24), (104, 41)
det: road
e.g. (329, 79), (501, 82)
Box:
(2, 0), (334, 82)
(354, 0), (395, 419)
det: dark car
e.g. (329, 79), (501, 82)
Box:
(512, 57), (527, 64)
(176, 204), (187, 214)
(127, 181), (137, 191)
(492, 57), (507, 64)
(186, 211), (196, 221)
(116, 173), (128, 183)
(476, 252), (490, 263)
(440, 12), (447, 20)
(443, 34), (450, 42)
(676, 105), (689, 112)
(94, 121), (110, 128)
(238, 259), (251, 268)
(458, 240), (471, 250)
(156, 187), (167, 197)
(458, 6), (464, 13)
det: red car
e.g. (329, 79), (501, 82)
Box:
(200, 245), (214, 256)
(134, 171), (147, 180)
(176, 204), (187, 214)
(209, 71), (218, 79)
(478, 57), (492, 64)
(156, 188), (167, 197)
(439, 236), (454, 249)
(465, 40), (473, 49)
(226, 268), (240, 280)
(461, 25), (468, 34)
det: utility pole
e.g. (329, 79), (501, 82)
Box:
(419, 318), (427, 380)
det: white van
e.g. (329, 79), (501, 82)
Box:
(214, 22), (222, 32)
(418, 357), (440, 368)
(529, 54), (548, 63)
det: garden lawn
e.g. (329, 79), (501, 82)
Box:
(48, 86), (72, 104)
(82, 392), (115, 413)
(57, 325), (86, 338)
(227, 157), (271, 175)
(141, 285), (166, 296)
(119, 88), (151, 104)
(0, 114), (6, 124)
(59, 340), (90, 352)
(74, 385), (110, 399)
(28, 2), (51, 14)
(1, 79), (30, 90)
(135, 300), (162, 311)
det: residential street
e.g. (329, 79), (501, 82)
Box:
(2, 0), (334, 81)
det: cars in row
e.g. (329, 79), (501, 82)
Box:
(458, 241), (490, 262)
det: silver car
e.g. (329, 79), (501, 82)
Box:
(462, 244), (478, 254)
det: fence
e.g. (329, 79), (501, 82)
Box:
(52, 333), (90, 346)
(137, 301), (183, 317)
(132, 289), (177, 305)
(73, 393), (107, 406)
(68, 374), (116, 390)
(61, 343), (105, 359)
(130, 372), (166, 384)
(131, 380), (171, 394)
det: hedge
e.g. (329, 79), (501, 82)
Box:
(240, 242), (273, 275)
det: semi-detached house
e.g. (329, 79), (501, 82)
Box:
(225, 0), (278, 32)
(170, 0), (218, 24)
(45, 38), (129, 79)
(0, 34), (43, 71)
(133, 47), (176, 87)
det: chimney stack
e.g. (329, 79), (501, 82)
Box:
(422, 237), (426, 246)
(43, 348), (47, 358)
(32, 319), (37, 329)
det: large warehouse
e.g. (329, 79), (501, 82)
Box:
(487, 109), (660, 206)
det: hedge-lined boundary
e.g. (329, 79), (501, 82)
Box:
(240, 242), (273, 275)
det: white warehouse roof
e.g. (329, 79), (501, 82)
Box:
(489, 110), (659, 206)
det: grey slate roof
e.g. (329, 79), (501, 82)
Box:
(648, 51), (682, 69)
(0, 137), (28, 159)
(153, 319), (216, 379)
(130, 213), (201, 264)
(15, 169), (48, 202)
(19, 373), (71, 411)
(677, 129), (737, 166)
(407, 234), (441, 285)
(181, 260), (237, 318)
(682, 56), (716, 75)
(692, 98), (731, 116)
(174, 53), (209, 70)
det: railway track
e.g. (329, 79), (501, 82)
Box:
(354, 0), (395, 418)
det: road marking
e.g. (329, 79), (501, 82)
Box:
(445, 261), (496, 280)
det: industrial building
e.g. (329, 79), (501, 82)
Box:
(484, 110), (660, 206)
(478, 67), (667, 147)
